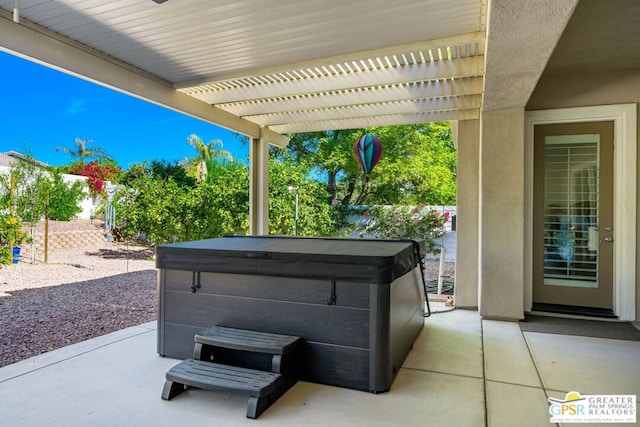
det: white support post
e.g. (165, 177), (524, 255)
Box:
(249, 129), (270, 235)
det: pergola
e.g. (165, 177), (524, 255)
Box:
(0, 0), (574, 234)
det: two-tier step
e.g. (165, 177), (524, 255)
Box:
(162, 326), (303, 419)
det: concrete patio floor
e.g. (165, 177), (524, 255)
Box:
(0, 303), (638, 427)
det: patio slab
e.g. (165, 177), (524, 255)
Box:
(403, 307), (483, 379)
(1, 305), (638, 426)
(0, 322), (156, 383)
(524, 331), (640, 397)
(483, 320), (541, 388)
(486, 381), (550, 427)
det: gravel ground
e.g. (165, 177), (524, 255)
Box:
(0, 227), (455, 368)
(0, 243), (157, 368)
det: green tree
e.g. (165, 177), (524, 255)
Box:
(186, 134), (233, 182)
(268, 158), (339, 236)
(188, 162), (250, 239)
(0, 155), (84, 225)
(0, 155), (86, 263)
(55, 137), (110, 163)
(46, 173), (85, 221)
(278, 129), (363, 205)
(114, 154), (343, 244)
(364, 123), (457, 205)
(114, 159), (249, 245)
(276, 123), (457, 206)
(114, 172), (186, 244)
(150, 160), (196, 188)
(0, 156), (49, 226)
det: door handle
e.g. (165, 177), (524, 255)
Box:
(601, 237), (614, 243)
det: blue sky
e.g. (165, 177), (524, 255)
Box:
(0, 51), (248, 169)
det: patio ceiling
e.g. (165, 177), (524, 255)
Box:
(0, 0), (486, 138)
(178, 33), (485, 134)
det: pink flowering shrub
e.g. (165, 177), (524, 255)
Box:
(68, 161), (121, 197)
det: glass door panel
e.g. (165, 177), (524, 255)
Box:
(543, 134), (599, 288)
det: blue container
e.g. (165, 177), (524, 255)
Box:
(12, 246), (20, 264)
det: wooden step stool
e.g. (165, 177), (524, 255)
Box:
(162, 326), (303, 419)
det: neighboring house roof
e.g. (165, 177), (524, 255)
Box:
(0, 153), (14, 168)
(0, 151), (50, 169)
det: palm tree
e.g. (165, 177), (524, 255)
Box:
(187, 134), (233, 182)
(55, 138), (109, 163)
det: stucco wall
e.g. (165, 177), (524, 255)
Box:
(479, 109), (525, 320)
(527, 69), (640, 111)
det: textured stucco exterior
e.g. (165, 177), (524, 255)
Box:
(478, 109), (525, 320)
(527, 69), (640, 321)
(482, 0), (578, 112)
(472, 0), (640, 321)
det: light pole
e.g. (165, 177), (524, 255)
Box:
(287, 186), (299, 236)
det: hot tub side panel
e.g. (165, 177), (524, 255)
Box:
(368, 267), (425, 393)
(158, 269), (374, 390)
(157, 269), (166, 356)
(369, 282), (391, 392)
(389, 268), (425, 383)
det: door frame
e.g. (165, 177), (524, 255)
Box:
(525, 104), (637, 321)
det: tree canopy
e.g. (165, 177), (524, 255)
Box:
(55, 137), (110, 163)
(273, 123), (456, 206)
(110, 123), (457, 245)
(0, 155), (86, 225)
(186, 134), (233, 182)
(114, 156), (339, 245)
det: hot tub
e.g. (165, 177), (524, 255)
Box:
(156, 236), (426, 393)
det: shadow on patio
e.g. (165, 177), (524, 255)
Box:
(0, 303), (638, 427)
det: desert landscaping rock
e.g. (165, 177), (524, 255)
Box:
(0, 243), (157, 367)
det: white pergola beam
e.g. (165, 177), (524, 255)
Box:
(249, 95), (482, 127)
(175, 32), (486, 89)
(261, 127), (290, 148)
(271, 109), (480, 134)
(182, 55), (484, 105)
(219, 77), (484, 117)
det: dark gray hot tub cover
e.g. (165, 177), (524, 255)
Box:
(156, 236), (425, 284)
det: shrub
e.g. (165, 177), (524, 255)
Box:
(47, 172), (85, 221)
(68, 161), (121, 197)
(0, 246), (11, 266)
(0, 213), (31, 266)
(356, 204), (448, 254)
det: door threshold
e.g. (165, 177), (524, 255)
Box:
(531, 303), (617, 319)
